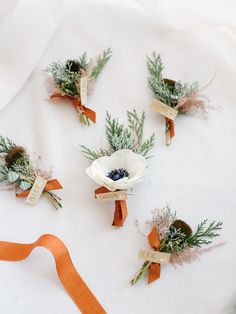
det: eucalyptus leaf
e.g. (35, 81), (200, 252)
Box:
(20, 181), (32, 191)
(7, 171), (19, 183)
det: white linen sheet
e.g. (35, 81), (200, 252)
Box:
(0, 0), (235, 313)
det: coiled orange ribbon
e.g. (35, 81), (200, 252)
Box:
(16, 179), (62, 198)
(95, 187), (127, 227)
(50, 93), (96, 123)
(0, 234), (106, 313)
(147, 227), (161, 284)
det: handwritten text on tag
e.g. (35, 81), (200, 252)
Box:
(138, 249), (171, 264)
(96, 190), (127, 201)
(151, 99), (178, 120)
(26, 176), (47, 205)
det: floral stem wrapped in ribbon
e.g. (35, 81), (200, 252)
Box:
(0, 136), (62, 209)
(147, 53), (213, 145)
(131, 206), (223, 285)
(46, 48), (112, 125)
(81, 110), (155, 227)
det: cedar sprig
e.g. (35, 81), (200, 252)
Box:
(81, 110), (155, 161)
(91, 48), (112, 79)
(147, 52), (199, 110)
(127, 110), (145, 146)
(80, 146), (103, 162)
(187, 220), (223, 247)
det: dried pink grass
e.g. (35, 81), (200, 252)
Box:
(175, 93), (210, 116)
(147, 206), (176, 240)
(175, 73), (217, 116)
(170, 242), (225, 268)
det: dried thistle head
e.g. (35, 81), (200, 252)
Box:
(5, 146), (26, 167)
(171, 219), (192, 238)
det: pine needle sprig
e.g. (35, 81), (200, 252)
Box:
(187, 220), (223, 247)
(91, 48), (112, 79)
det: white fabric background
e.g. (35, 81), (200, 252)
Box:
(0, 0), (235, 313)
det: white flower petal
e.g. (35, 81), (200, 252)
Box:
(86, 149), (148, 191)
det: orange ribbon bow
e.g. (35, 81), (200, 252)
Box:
(95, 187), (128, 227)
(165, 117), (175, 139)
(16, 179), (62, 198)
(0, 234), (106, 313)
(50, 93), (96, 123)
(147, 227), (161, 284)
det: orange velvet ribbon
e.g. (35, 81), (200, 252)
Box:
(95, 187), (128, 227)
(0, 234), (106, 313)
(165, 117), (175, 139)
(16, 179), (62, 198)
(147, 227), (161, 284)
(50, 93), (96, 124)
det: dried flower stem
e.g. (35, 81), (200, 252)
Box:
(131, 261), (152, 285)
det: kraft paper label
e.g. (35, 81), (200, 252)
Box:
(26, 176), (47, 205)
(151, 99), (178, 120)
(138, 249), (171, 264)
(96, 190), (127, 201)
(80, 77), (88, 105)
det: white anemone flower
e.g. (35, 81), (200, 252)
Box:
(86, 149), (148, 191)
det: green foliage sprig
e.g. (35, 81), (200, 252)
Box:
(187, 220), (223, 247)
(131, 207), (223, 285)
(147, 52), (199, 111)
(0, 136), (61, 209)
(81, 110), (155, 161)
(46, 48), (112, 97)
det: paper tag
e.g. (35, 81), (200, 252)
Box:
(95, 190), (127, 201)
(26, 176), (47, 205)
(151, 99), (178, 120)
(138, 249), (171, 264)
(80, 77), (88, 105)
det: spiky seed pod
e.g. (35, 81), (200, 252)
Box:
(171, 219), (193, 238)
(5, 146), (26, 167)
(65, 60), (82, 73)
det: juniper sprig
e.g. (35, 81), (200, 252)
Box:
(81, 110), (155, 161)
(147, 52), (199, 111)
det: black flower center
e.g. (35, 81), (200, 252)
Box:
(107, 168), (129, 181)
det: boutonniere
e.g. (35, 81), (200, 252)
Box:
(46, 48), (112, 125)
(131, 206), (223, 285)
(81, 110), (155, 227)
(0, 136), (62, 209)
(147, 53), (214, 145)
